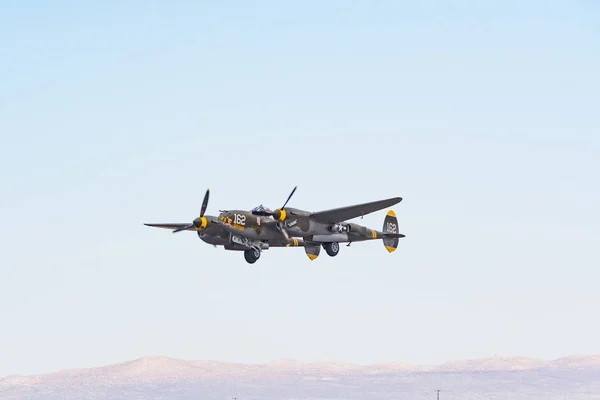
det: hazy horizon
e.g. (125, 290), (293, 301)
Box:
(5, 352), (600, 378)
(3, 354), (600, 400)
(2, 0), (599, 379)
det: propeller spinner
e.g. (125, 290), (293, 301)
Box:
(173, 188), (210, 233)
(271, 186), (297, 222)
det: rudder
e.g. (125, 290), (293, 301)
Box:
(382, 210), (400, 253)
(304, 243), (321, 260)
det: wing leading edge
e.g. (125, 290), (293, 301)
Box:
(144, 223), (196, 231)
(309, 197), (402, 224)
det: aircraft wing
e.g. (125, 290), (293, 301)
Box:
(144, 223), (196, 231)
(309, 197), (402, 224)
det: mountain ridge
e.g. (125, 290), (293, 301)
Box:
(4, 353), (600, 381)
(2, 354), (599, 400)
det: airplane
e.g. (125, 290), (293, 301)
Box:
(144, 189), (305, 264)
(215, 186), (405, 260)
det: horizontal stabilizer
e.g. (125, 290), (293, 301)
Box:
(382, 233), (405, 239)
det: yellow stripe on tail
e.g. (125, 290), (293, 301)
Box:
(304, 244), (320, 260)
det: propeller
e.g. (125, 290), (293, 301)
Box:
(279, 223), (290, 241)
(271, 186), (297, 222)
(173, 188), (210, 233)
(269, 186), (298, 240)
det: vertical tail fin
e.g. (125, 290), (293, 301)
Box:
(304, 243), (320, 260)
(382, 210), (400, 253)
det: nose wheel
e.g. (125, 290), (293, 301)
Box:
(244, 247), (261, 264)
(323, 242), (340, 257)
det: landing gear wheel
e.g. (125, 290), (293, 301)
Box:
(323, 242), (340, 257)
(244, 247), (261, 264)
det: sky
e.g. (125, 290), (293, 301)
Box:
(1, 0), (599, 377)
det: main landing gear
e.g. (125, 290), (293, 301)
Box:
(323, 242), (340, 257)
(244, 247), (261, 264)
(231, 234), (262, 264)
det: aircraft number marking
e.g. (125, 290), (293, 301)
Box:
(386, 222), (397, 233)
(234, 213), (246, 226)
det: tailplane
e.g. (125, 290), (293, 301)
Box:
(382, 210), (403, 253)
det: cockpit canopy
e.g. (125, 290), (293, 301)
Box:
(250, 204), (273, 216)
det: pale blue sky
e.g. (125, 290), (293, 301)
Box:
(1, 0), (599, 377)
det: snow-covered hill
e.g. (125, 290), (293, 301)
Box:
(1, 355), (599, 399)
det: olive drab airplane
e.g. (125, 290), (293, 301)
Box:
(144, 189), (305, 264)
(216, 186), (405, 261)
(144, 186), (405, 264)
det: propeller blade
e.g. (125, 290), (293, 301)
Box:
(276, 221), (290, 240)
(172, 224), (194, 233)
(281, 186), (297, 209)
(199, 188), (210, 217)
(164, 189), (211, 234)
